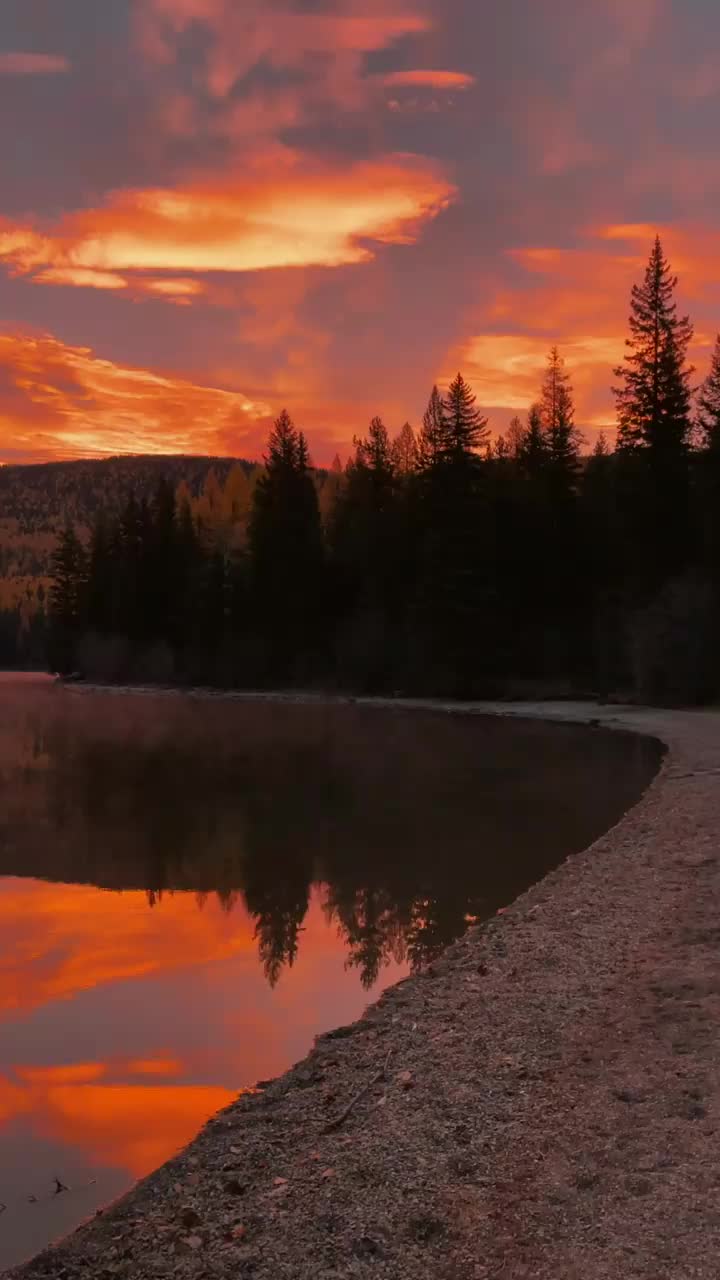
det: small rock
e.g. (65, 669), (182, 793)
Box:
(398, 1071), (415, 1090)
(184, 1235), (203, 1251)
(273, 1177), (289, 1187)
(321, 1168), (335, 1180)
(353, 1236), (383, 1260)
(180, 1208), (201, 1230)
(231, 1225), (247, 1240)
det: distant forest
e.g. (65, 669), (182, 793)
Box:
(22, 238), (720, 702)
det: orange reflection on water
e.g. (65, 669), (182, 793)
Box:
(0, 877), (402, 1191)
(0, 878), (256, 1015)
(35, 1082), (236, 1177)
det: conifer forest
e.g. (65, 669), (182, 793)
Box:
(45, 240), (720, 704)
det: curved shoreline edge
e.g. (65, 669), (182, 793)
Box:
(8, 700), (720, 1280)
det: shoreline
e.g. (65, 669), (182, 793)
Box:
(7, 700), (720, 1280)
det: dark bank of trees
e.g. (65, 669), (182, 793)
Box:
(48, 238), (720, 703)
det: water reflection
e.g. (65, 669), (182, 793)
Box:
(0, 683), (661, 1270)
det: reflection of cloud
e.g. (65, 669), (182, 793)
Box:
(0, 333), (273, 461)
(0, 1073), (234, 1176)
(0, 879), (255, 1013)
(0, 155), (454, 293)
(0, 53), (70, 76)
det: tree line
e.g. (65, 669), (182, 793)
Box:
(49, 238), (720, 703)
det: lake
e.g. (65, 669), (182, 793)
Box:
(0, 677), (661, 1272)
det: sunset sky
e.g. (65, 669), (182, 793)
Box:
(2, 0), (720, 463)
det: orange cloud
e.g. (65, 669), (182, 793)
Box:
(33, 267), (128, 291)
(0, 333), (273, 461)
(0, 53), (70, 75)
(126, 1058), (184, 1077)
(382, 70), (475, 89)
(455, 333), (625, 429)
(17, 1063), (107, 1086)
(0, 155), (454, 292)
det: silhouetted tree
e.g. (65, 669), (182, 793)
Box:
(541, 346), (582, 488)
(441, 372), (490, 462)
(249, 410), (324, 682)
(417, 385), (446, 469)
(697, 333), (720, 451)
(48, 523), (87, 672)
(614, 237), (694, 457)
(391, 421), (419, 476)
(614, 236), (694, 585)
(517, 404), (549, 479)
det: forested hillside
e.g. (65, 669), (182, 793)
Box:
(0, 453), (341, 668)
(0, 456), (249, 666)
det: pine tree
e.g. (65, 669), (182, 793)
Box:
(353, 416), (394, 480)
(86, 511), (114, 633)
(696, 335), (720, 583)
(417, 386), (446, 470)
(249, 410), (324, 681)
(517, 404), (549, 478)
(49, 523), (87, 672)
(412, 374), (495, 692)
(613, 236), (695, 586)
(614, 236), (694, 457)
(391, 422), (419, 476)
(506, 415), (525, 459)
(540, 346), (581, 483)
(330, 417), (402, 686)
(697, 334), (720, 452)
(442, 373), (489, 462)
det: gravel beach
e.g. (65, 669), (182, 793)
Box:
(7, 700), (720, 1280)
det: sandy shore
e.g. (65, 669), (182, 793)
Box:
(7, 700), (720, 1280)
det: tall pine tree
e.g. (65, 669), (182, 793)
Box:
(442, 373), (490, 462)
(697, 333), (720, 452)
(49, 523), (87, 673)
(540, 346), (581, 485)
(249, 410), (324, 682)
(613, 236), (694, 584)
(614, 236), (694, 457)
(417, 386), (446, 470)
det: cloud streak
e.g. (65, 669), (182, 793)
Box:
(0, 53), (70, 76)
(382, 69), (474, 89)
(0, 333), (273, 462)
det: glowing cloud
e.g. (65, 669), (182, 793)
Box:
(0, 53), (70, 76)
(0, 156), (454, 294)
(0, 333), (273, 462)
(382, 70), (475, 89)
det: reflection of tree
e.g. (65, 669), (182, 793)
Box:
(0, 694), (661, 989)
(324, 885), (410, 990)
(244, 856), (312, 987)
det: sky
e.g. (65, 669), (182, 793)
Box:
(1, 0), (720, 464)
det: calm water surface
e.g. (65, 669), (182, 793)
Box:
(0, 677), (660, 1270)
